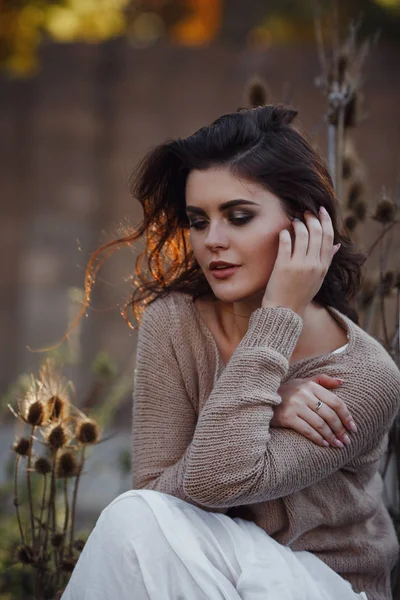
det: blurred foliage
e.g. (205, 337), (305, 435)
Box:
(1, 0), (400, 77)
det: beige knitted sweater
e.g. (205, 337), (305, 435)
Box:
(132, 290), (400, 600)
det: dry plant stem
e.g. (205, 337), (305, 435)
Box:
(395, 289), (400, 364)
(335, 106), (345, 200)
(37, 473), (48, 549)
(27, 425), (36, 550)
(43, 449), (58, 562)
(366, 220), (399, 259)
(69, 446), (85, 551)
(328, 124), (336, 186)
(14, 455), (26, 545)
(57, 477), (70, 578)
(313, 0), (328, 86)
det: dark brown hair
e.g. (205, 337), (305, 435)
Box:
(67, 103), (367, 340)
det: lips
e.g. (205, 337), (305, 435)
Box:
(210, 265), (241, 279)
(209, 261), (240, 271)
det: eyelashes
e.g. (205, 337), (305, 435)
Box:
(188, 215), (254, 230)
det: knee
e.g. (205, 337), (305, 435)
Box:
(96, 489), (164, 543)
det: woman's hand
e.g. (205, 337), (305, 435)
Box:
(262, 207), (340, 317)
(272, 374), (357, 448)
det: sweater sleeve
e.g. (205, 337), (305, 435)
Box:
(131, 298), (228, 513)
(182, 305), (400, 509)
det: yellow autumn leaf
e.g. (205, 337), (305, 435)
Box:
(45, 6), (80, 41)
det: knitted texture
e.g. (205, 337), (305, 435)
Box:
(132, 290), (400, 600)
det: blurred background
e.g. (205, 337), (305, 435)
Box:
(1, 0), (400, 531)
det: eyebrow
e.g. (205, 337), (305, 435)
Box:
(185, 199), (259, 215)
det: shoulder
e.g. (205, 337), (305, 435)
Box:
(343, 315), (400, 425)
(139, 290), (195, 339)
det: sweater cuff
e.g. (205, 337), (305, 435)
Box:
(240, 306), (304, 358)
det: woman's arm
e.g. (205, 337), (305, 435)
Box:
(132, 299), (227, 512)
(182, 305), (400, 509)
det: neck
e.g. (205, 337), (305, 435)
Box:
(215, 295), (322, 348)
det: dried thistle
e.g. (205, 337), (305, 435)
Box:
(74, 539), (85, 552)
(76, 419), (100, 445)
(48, 395), (69, 421)
(34, 456), (52, 475)
(9, 374), (49, 426)
(353, 200), (367, 222)
(381, 271), (395, 297)
(13, 437), (31, 457)
(51, 533), (64, 548)
(372, 198), (397, 224)
(16, 544), (34, 565)
(56, 450), (78, 478)
(245, 75), (269, 108)
(344, 213), (358, 232)
(37, 359), (73, 422)
(61, 557), (77, 572)
(359, 276), (379, 309)
(347, 179), (365, 209)
(46, 424), (69, 451)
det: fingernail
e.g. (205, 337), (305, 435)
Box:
(322, 440), (330, 447)
(342, 434), (351, 446)
(333, 438), (345, 448)
(348, 420), (357, 433)
(336, 378), (345, 385)
(319, 206), (327, 214)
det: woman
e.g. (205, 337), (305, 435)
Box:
(61, 105), (400, 600)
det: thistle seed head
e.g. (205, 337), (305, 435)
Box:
(359, 276), (378, 309)
(51, 533), (65, 548)
(48, 395), (68, 421)
(27, 401), (45, 426)
(373, 199), (397, 224)
(17, 545), (34, 565)
(56, 450), (78, 478)
(13, 437), (31, 456)
(61, 557), (77, 572)
(34, 456), (52, 475)
(347, 180), (365, 209)
(344, 214), (358, 232)
(381, 271), (395, 297)
(76, 419), (100, 445)
(47, 424), (67, 450)
(246, 76), (268, 107)
(74, 539), (85, 552)
(353, 200), (367, 222)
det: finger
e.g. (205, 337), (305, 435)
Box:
(291, 218), (309, 259)
(297, 405), (345, 447)
(293, 416), (330, 447)
(303, 211), (323, 261)
(277, 228), (292, 263)
(318, 206), (335, 267)
(308, 374), (343, 389)
(309, 383), (356, 433)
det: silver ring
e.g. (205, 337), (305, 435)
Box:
(315, 400), (324, 413)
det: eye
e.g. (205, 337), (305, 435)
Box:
(188, 214), (254, 230)
(188, 220), (208, 230)
(229, 214), (253, 226)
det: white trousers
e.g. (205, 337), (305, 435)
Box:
(61, 489), (368, 600)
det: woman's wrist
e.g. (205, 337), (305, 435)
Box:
(261, 300), (305, 319)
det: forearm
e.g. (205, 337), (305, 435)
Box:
(183, 306), (303, 507)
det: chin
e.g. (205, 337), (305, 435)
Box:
(209, 282), (265, 305)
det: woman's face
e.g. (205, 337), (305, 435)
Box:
(185, 167), (293, 306)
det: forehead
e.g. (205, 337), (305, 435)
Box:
(185, 167), (272, 205)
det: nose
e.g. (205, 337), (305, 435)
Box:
(204, 221), (229, 251)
